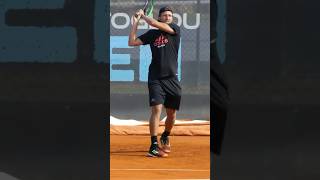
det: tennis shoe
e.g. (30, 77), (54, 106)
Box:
(146, 145), (168, 158)
(160, 136), (171, 153)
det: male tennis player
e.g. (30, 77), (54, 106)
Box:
(128, 6), (181, 157)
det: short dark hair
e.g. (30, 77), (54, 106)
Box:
(158, 6), (173, 17)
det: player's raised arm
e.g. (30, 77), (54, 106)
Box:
(128, 10), (144, 46)
(140, 8), (176, 35)
(141, 16), (175, 34)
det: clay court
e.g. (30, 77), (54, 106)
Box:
(110, 135), (210, 180)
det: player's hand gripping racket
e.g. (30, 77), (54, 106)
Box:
(135, 0), (155, 18)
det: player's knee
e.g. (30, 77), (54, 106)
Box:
(151, 105), (162, 115)
(166, 109), (176, 120)
(167, 114), (176, 120)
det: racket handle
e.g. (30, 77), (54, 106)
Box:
(134, 8), (146, 18)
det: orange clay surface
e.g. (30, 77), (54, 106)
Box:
(110, 135), (210, 180)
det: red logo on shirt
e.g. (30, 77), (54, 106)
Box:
(153, 34), (168, 48)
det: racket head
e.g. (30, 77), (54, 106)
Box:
(143, 0), (149, 11)
(134, 0), (154, 18)
(134, 0), (149, 18)
(144, 0), (155, 17)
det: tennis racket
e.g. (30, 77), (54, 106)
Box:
(135, 0), (155, 18)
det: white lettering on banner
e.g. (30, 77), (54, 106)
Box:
(183, 13), (200, 29)
(110, 12), (131, 29)
(110, 13), (201, 30)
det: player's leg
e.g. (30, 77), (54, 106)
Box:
(149, 104), (162, 137)
(147, 80), (168, 157)
(164, 108), (176, 133)
(160, 77), (181, 153)
(160, 108), (176, 153)
(147, 105), (168, 157)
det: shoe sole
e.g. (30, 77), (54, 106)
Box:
(162, 149), (171, 153)
(146, 148), (169, 157)
(160, 144), (171, 153)
(146, 153), (168, 157)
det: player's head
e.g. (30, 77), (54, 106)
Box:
(158, 6), (173, 24)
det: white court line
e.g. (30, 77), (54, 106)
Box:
(110, 168), (209, 172)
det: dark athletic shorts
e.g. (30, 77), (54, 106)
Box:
(148, 76), (182, 110)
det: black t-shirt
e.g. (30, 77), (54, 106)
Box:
(138, 23), (180, 80)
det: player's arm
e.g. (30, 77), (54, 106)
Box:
(140, 12), (176, 35)
(128, 11), (144, 46)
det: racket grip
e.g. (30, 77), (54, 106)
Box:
(134, 12), (141, 18)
